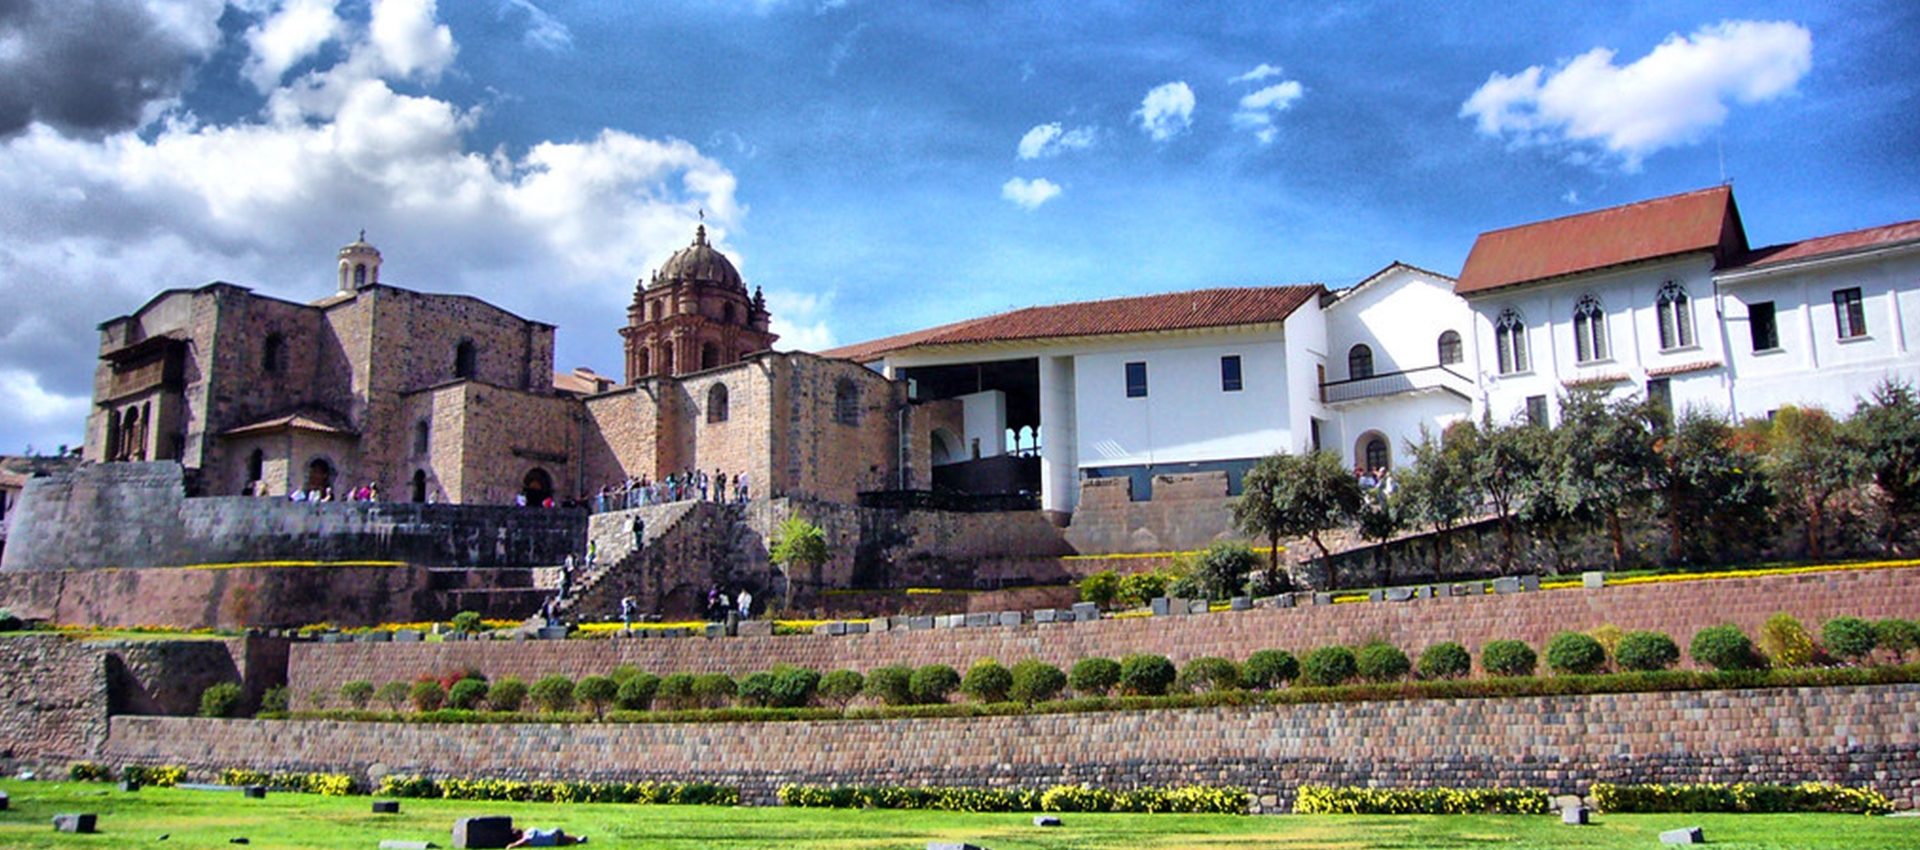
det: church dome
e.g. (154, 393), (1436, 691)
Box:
(652, 225), (744, 291)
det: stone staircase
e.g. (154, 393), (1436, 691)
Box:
(531, 500), (711, 623)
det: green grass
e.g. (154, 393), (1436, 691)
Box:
(1, 781), (1914, 849)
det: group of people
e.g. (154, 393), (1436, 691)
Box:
(1355, 465), (1395, 493)
(706, 585), (754, 622)
(591, 468), (751, 513)
(259, 481), (384, 502)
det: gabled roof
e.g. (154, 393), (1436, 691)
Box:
(1728, 218), (1920, 271)
(1456, 186), (1748, 296)
(1330, 261), (1456, 303)
(219, 409), (356, 439)
(821, 285), (1324, 363)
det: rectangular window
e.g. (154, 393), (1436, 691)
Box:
(1124, 361), (1148, 398)
(1525, 395), (1548, 428)
(1647, 378), (1672, 425)
(1833, 287), (1867, 339)
(1749, 301), (1779, 352)
(1220, 355), (1243, 392)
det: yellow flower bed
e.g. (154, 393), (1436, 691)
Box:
(1601, 558), (1919, 587)
(575, 620), (709, 634)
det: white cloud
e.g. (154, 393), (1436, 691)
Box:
(497, 0), (572, 51)
(1461, 19), (1812, 169)
(1231, 79), (1304, 145)
(1001, 176), (1061, 210)
(767, 288), (836, 351)
(1015, 122), (1095, 160)
(1228, 63), (1284, 84)
(1562, 188), (1581, 205)
(0, 0), (741, 454)
(368, 0), (457, 79)
(1134, 81), (1194, 142)
(243, 0), (344, 91)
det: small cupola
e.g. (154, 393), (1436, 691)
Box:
(337, 230), (382, 292)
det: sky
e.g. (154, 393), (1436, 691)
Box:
(0, 0), (1916, 454)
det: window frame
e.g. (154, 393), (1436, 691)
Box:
(1495, 308), (1529, 375)
(1572, 294), (1609, 364)
(1124, 361), (1148, 398)
(1833, 287), (1867, 339)
(1347, 344), (1374, 380)
(1436, 330), (1463, 366)
(1219, 355), (1243, 392)
(1749, 301), (1781, 353)
(1656, 281), (1694, 351)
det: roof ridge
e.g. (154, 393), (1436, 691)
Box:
(1475, 185), (1730, 237)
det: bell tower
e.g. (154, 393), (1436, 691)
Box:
(619, 224), (777, 383)
(337, 230), (382, 292)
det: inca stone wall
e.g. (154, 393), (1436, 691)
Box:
(104, 683), (1920, 810)
(1, 462), (585, 572)
(0, 564), (439, 629)
(288, 565), (1920, 706)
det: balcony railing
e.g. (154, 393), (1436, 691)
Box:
(1320, 365), (1474, 404)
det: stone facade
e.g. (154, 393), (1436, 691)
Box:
(620, 225), (776, 382)
(287, 565), (1920, 706)
(102, 683), (1920, 810)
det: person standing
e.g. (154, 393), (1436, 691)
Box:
(632, 514), (645, 549)
(620, 596), (637, 635)
(736, 587), (752, 621)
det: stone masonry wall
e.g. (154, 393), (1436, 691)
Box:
(0, 564), (437, 629)
(290, 565), (1920, 703)
(2, 462), (585, 571)
(108, 683), (1920, 810)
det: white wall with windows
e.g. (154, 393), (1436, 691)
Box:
(1716, 242), (1920, 419)
(1073, 328), (1297, 471)
(1321, 265), (1475, 470)
(1467, 254), (1730, 425)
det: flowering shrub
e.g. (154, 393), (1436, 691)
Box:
(67, 762), (113, 782)
(776, 783), (1248, 814)
(121, 765), (187, 787)
(1293, 785), (1550, 814)
(1591, 782), (1892, 815)
(375, 775), (737, 805)
(218, 768), (357, 796)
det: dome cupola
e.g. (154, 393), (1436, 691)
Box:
(337, 230), (382, 292)
(650, 224), (744, 291)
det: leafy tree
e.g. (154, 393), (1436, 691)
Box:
(1550, 389), (1662, 568)
(449, 610), (484, 634)
(1242, 649), (1298, 689)
(1821, 617), (1878, 664)
(447, 678), (488, 710)
(338, 680), (375, 710)
(959, 659), (1013, 703)
(770, 515), (830, 607)
(1544, 632), (1607, 675)
(863, 665), (913, 706)
(1117, 654), (1176, 696)
(1614, 631), (1680, 672)
(1234, 451), (1363, 569)
(1415, 642), (1472, 680)
(374, 681), (410, 711)
(614, 673), (660, 710)
(1116, 571), (1170, 608)
(1299, 646), (1357, 686)
(1690, 624), (1761, 671)
(1354, 642), (1411, 682)
(1067, 657), (1121, 696)
(1848, 380), (1920, 554)
(1195, 542), (1258, 600)
(407, 680), (445, 712)
(1078, 570), (1121, 609)
(1654, 410), (1774, 565)
(1754, 406), (1861, 560)
(1174, 656), (1243, 693)
(199, 682), (244, 718)
(1470, 418), (1543, 573)
(817, 669), (864, 707)
(1874, 619), (1920, 663)
(1395, 425), (1478, 572)
(486, 677), (528, 712)
(908, 664), (960, 704)
(529, 675), (576, 713)
(1007, 660), (1066, 705)
(1480, 640), (1537, 677)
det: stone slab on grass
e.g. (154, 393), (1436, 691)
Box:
(1032, 815), (1063, 826)
(1071, 602), (1100, 621)
(1582, 571), (1605, 588)
(53, 813), (97, 834)
(452, 815), (515, 849)
(927, 843), (986, 850)
(373, 800), (402, 814)
(380, 841), (438, 850)
(1561, 806), (1589, 825)
(0, 789), (9, 810)
(1659, 826), (1704, 844)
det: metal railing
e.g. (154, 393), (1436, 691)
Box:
(1319, 365), (1474, 404)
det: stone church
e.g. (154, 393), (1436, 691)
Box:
(85, 227), (951, 507)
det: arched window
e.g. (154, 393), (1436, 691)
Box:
(263, 333), (287, 373)
(1495, 308), (1529, 375)
(305, 458), (333, 493)
(1347, 344), (1374, 380)
(1573, 294), (1608, 363)
(1657, 282), (1693, 350)
(453, 339), (477, 379)
(120, 406), (143, 461)
(1437, 330), (1463, 366)
(707, 383), (729, 423)
(413, 419), (430, 455)
(1364, 435), (1390, 472)
(522, 468), (553, 505)
(636, 348), (651, 377)
(353, 263), (368, 287)
(411, 469), (428, 503)
(648, 301), (660, 322)
(700, 342), (720, 370)
(105, 409), (122, 460)
(833, 378), (860, 425)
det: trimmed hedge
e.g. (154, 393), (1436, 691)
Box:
(1008, 660), (1066, 705)
(1691, 624), (1762, 671)
(1480, 640), (1536, 677)
(1545, 631), (1607, 675)
(960, 660), (1012, 704)
(777, 783), (1249, 814)
(1243, 649), (1299, 689)
(1591, 782), (1892, 815)
(1614, 631), (1680, 672)
(1118, 654), (1176, 696)
(1354, 642), (1410, 683)
(1068, 657), (1121, 696)
(1416, 642), (1472, 680)
(375, 775), (738, 806)
(1293, 785), (1550, 814)
(1301, 646), (1357, 686)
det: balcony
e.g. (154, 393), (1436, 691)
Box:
(1320, 365), (1475, 405)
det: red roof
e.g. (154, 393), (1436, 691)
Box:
(822, 285), (1323, 362)
(1730, 218), (1920, 270)
(1456, 186), (1746, 296)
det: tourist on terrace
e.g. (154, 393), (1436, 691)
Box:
(620, 596), (636, 634)
(736, 587), (752, 620)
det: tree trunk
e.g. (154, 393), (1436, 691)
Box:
(1268, 532), (1281, 571)
(1806, 497), (1825, 560)
(1607, 509), (1627, 569)
(1498, 512), (1516, 574)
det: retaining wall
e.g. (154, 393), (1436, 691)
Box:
(0, 565), (440, 630)
(289, 566), (1920, 705)
(106, 683), (1920, 811)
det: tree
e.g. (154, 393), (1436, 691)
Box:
(1848, 380), (1920, 555)
(1549, 388), (1661, 568)
(1654, 410), (1773, 565)
(769, 515), (829, 608)
(1394, 425), (1477, 573)
(1470, 417), (1542, 573)
(1756, 406), (1861, 560)
(1195, 542), (1258, 600)
(1234, 451), (1363, 569)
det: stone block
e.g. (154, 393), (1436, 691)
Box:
(1582, 570), (1605, 589)
(1033, 815), (1063, 826)
(443, 632), (466, 642)
(1368, 589), (1385, 602)
(1187, 599), (1209, 615)
(1033, 609), (1058, 624)
(926, 844), (985, 850)
(938, 614), (965, 629)
(372, 800), (402, 814)
(244, 785), (267, 799)
(0, 790), (8, 810)
(737, 621), (773, 637)
(965, 612), (995, 628)
(812, 623), (833, 635)
(53, 813), (97, 833)
(1492, 577), (1522, 594)
(1166, 597), (1189, 616)
(998, 611), (1021, 627)
(1561, 805), (1589, 825)
(120, 780), (140, 792)
(1312, 592), (1333, 606)
(452, 815), (516, 849)
(379, 841), (436, 850)
(706, 623), (728, 638)
(908, 616), (934, 631)
(321, 633), (346, 644)
(362, 631), (391, 642)
(535, 626), (568, 640)
(1230, 596), (1251, 611)
(1449, 583), (1475, 597)
(1385, 587), (1415, 602)
(1658, 826), (1704, 844)
(828, 622), (851, 636)
(393, 630), (424, 643)
(1071, 602), (1100, 621)
(1520, 574), (1540, 591)
(846, 621), (869, 634)
(1151, 597), (1171, 616)
(1259, 594), (1294, 609)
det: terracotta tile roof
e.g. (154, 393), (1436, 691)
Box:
(219, 409), (356, 438)
(821, 285), (1324, 362)
(1457, 186), (1746, 296)
(1647, 360), (1723, 378)
(1729, 218), (1920, 270)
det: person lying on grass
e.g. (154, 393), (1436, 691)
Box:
(507, 826), (588, 847)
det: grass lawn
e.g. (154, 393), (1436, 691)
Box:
(1, 781), (1915, 850)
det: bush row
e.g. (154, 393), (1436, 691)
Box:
(375, 775), (738, 806)
(775, 783), (1249, 814)
(217, 768), (357, 796)
(1293, 785), (1551, 814)
(1591, 782), (1893, 815)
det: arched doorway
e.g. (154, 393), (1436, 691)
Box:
(246, 449), (265, 495)
(930, 428), (959, 466)
(1355, 432), (1390, 473)
(522, 467), (554, 506)
(305, 458), (334, 494)
(411, 469), (428, 503)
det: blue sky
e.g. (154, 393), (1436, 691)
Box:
(0, 0), (1915, 453)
